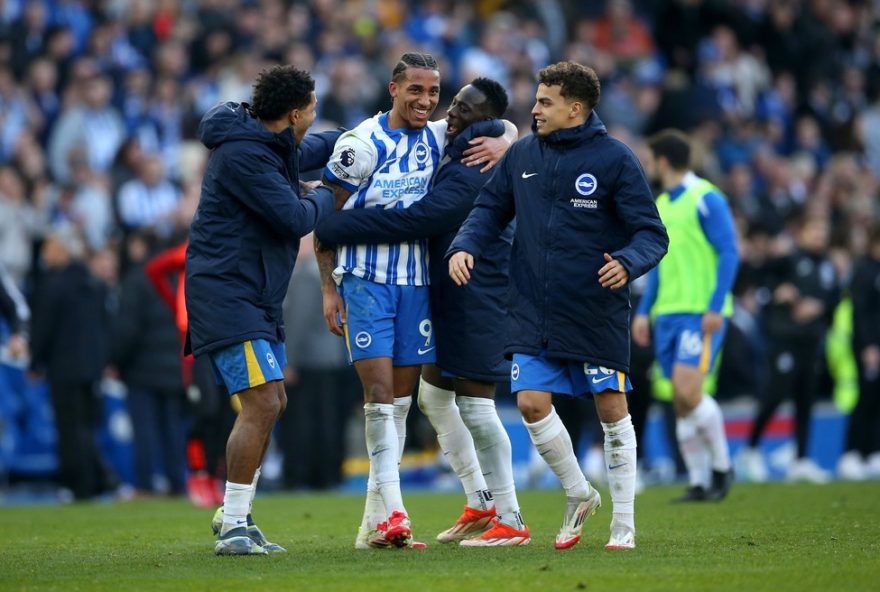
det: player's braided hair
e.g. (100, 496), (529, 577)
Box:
(469, 77), (509, 118)
(538, 61), (601, 110)
(251, 65), (315, 121)
(391, 52), (439, 83)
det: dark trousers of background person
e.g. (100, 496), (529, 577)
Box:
(127, 386), (187, 494)
(846, 359), (880, 456)
(629, 341), (655, 468)
(556, 394), (601, 460)
(189, 356), (234, 479)
(278, 366), (360, 490)
(748, 337), (823, 459)
(49, 380), (115, 499)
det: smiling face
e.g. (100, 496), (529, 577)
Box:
(531, 83), (585, 137)
(290, 91), (317, 143)
(388, 66), (441, 130)
(445, 84), (491, 139)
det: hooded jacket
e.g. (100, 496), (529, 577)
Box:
(448, 112), (668, 372)
(185, 102), (338, 356)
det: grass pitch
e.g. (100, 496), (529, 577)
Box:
(1, 482), (878, 591)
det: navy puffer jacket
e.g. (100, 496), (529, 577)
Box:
(185, 102), (339, 356)
(448, 113), (668, 372)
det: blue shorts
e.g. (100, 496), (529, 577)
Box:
(653, 313), (727, 379)
(341, 274), (435, 366)
(510, 351), (631, 397)
(209, 339), (286, 395)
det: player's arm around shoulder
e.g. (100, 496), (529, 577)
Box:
(461, 119), (518, 172)
(297, 128), (345, 172)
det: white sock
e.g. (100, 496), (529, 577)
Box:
(524, 406), (590, 500)
(458, 395), (522, 528)
(393, 395), (412, 463)
(692, 395), (732, 472)
(359, 477), (386, 532)
(221, 481), (253, 536)
(602, 414), (636, 532)
(247, 466), (261, 524)
(364, 402), (405, 515)
(417, 379), (490, 510)
(676, 412), (710, 488)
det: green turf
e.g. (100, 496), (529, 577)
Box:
(1, 482), (878, 591)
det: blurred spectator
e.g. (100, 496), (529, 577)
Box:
(0, 165), (48, 288)
(144, 237), (231, 507)
(0, 262), (29, 365)
(593, 0), (655, 66)
(276, 236), (360, 490)
(857, 82), (880, 180)
(7, 1), (49, 80)
(739, 216), (840, 484)
(44, 159), (114, 253)
(110, 231), (186, 496)
(48, 74), (125, 183)
(115, 154), (180, 238)
(838, 227), (880, 480)
(0, 65), (42, 163)
(29, 228), (117, 500)
(25, 57), (61, 146)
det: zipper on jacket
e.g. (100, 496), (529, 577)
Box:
(541, 149), (561, 346)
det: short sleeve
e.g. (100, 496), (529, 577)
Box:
(323, 131), (377, 193)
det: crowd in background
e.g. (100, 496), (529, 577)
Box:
(1, 0), (879, 500)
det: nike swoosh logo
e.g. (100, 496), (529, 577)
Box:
(521, 172), (538, 179)
(591, 375), (614, 384)
(418, 347), (435, 355)
(371, 447), (389, 457)
(608, 463), (627, 470)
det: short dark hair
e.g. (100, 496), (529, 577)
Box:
(391, 52), (439, 83)
(647, 129), (692, 171)
(469, 77), (509, 118)
(251, 65), (314, 121)
(537, 61), (601, 110)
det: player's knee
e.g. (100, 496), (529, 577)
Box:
(673, 386), (701, 415)
(417, 380), (454, 416)
(240, 384), (283, 424)
(517, 397), (548, 424)
(595, 393), (628, 424)
(276, 387), (288, 418)
(363, 383), (394, 404)
(457, 396), (492, 427)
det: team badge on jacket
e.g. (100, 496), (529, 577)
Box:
(575, 173), (597, 196)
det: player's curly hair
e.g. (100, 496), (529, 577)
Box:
(538, 62), (601, 110)
(470, 77), (509, 118)
(391, 52), (439, 83)
(251, 65), (315, 121)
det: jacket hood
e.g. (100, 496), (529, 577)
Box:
(447, 119), (505, 159)
(532, 111), (607, 147)
(198, 101), (296, 150)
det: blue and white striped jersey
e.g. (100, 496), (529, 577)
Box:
(323, 112), (447, 286)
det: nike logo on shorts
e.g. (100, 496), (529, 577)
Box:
(521, 171), (538, 179)
(591, 375), (614, 384)
(418, 347), (435, 355)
